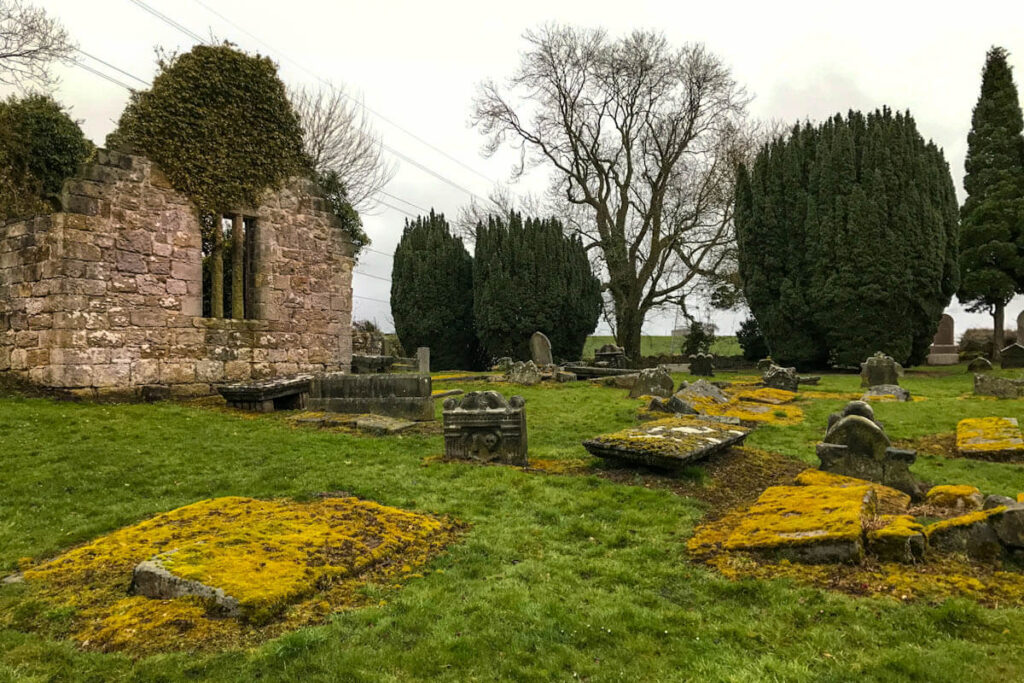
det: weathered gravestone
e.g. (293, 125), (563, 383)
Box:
(583, 416), (749, 470)
(689, 353), (714, 377)
(508, 360), (541, 386)
(594, 343), (627, 368)
(1000, 343), (1024, 370)
(860, 351), (902, 388)
(308, 373), (433, 420)
(442, 391), (527, 465)
(628, 366), (674, 398)
(927, 314), (958, 365)
(530, 332), (554, 366)
(816, 400), (924, 499)
(956, 417), (1024, 461)
(1019, 310), (1024, 344)
(416, 347), (430, 374)
(763, 364), (799, 392)
(756, 357), (774, 371)
(968, 356), (993, 373)
(974, 373), (1024, 399)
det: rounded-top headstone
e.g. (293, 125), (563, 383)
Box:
(823, 415), (891, 462)
(1018, 310), (1024, 342)
(530, 331), (554, 366)
(934, 314), (955, 346)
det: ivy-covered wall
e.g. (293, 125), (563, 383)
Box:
(0, 150), (354, 398)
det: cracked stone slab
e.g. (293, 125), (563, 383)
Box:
(130, 558), (241, 617)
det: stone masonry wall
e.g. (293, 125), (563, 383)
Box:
(0, 150), (353, 398)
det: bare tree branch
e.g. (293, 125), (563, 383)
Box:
(290, 83), (396, 211)
(473, 25), (749, 359)
(0, 0), (74, 90)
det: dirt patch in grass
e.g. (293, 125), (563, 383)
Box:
(895, 432), (957, 459)
(594, 447), (805, 519)
(1, 496), (463, 656)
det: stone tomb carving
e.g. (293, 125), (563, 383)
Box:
(927, 314), (958, 366)
(218, 374), (312, 412)
(442, 391), (527, 466)
(816, 401), (924, 499)
(308, 373), (433, 421)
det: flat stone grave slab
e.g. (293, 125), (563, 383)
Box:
(733, 387), (797, 405)
(582, 416), (749, 470)
(957, 417), (1024, 461)
(294, 413), (416, 435)
(218, 374), (313, 412)
(720, 484), (876, 563)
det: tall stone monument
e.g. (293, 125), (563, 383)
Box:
(927, 314), (958, 365)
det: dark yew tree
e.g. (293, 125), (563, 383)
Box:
(736, 109), (959, 368)
(473, 212), (601, 361)
(391, 210), (481, 370)
(958, 46), (1024, 358)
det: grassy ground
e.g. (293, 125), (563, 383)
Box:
(2, 365), (1024, 680)
(583, 335), (741, 358)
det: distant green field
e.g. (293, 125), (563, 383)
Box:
(584, 335), (741, 358)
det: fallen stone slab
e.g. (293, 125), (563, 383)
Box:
(734, 387), (797, 405)
(131, 557), (241, 617)
(867, 515), (926, 563)
(861, 384), (911, 402)
(721, 485), (876, 564)
(218, 374), (313, 413)
(582, 416), (749, 470)
(973, 373), (1024, 399)
(956, 417), (1024, 461)
(793, 468), (910, 514)
(354, 415), (417, 435)
(925, 485), (984, 512)
(925, 509), (1004, 563)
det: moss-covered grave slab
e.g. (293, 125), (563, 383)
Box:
(9, 496), (462, 655)
(582, 416), (750, 469)
(689, 485), (876, 564)
(793, 468), (911, 514)
(956, 417), (1024, 461)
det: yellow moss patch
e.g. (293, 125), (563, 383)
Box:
(1019, 493), (1024, 504)
(924, 507), (1005, 538)
(867, 515), (924, 543)
(587, 417), (749, 459)
(925, 485), (983, 510)
(793, 469), (910, 514)
(956, 417), (1024, 456)
(11, 496), (463, 656)
(681, 393), (803, 426)
(731, 387), (797, 405)
(526, 458), (594, 475)
(798, 390), (864, 401)
(692, 485), (876, 557)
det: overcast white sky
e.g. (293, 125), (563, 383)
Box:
(17, 0), (1024, 338)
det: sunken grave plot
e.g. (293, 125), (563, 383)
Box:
(2, 496), (463, 655)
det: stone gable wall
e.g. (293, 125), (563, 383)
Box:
(0, 149), (353, 398)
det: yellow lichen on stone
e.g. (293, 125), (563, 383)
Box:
(924, 507), (1005, 538)
(731, 387), (797, 405)
(925, 485), (983, 511)
(13, 496), (463, 655)
(867, 515), (924, 542)
(793, 469), (910, 513)
(720, 485), (874, 551)
(588, 417), (748, 459)
(956, 417), (1024, 454)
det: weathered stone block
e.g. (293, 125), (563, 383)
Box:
(583, 416), (749, 470)
(628, 366), (674, 398)
(309, 373), (433, 421)
(443, 391), (527, 465)
(860, 351), (902, 388)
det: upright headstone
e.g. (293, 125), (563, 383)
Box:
(416, 347), (430, 374)
(1018, 310), (1024, 344)
(1000, 343), (1024, 370)
(530, 331), (554, 366)
(689, 353), (714, 377)
(927, 314), (958, 366)
(860, 352), (902, 388)
(594, 344), (627, 368)
(763, 364), (799, 392)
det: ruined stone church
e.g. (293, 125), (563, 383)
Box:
(0, 150), (354, 399)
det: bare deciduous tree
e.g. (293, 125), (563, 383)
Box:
(290, 83), (395, 210)
(0, 0), (73, 90)
(454, 183), (545, 241)
(473, 25), (749, 361)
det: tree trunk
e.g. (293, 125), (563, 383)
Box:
(211, 218), (224, 318)
(231, 214), (245, 320)
(993, 301), (1005, 361)
(615, 304), (644, 366)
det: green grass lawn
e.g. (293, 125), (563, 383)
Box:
(583, 335), (741, 358)
(3, 366), (1024, 680)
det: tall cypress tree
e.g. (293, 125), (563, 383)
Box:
(736, 109), (959, 368)
(473, 212), (601, 361)
(390, 210), (481, 370)
(958, 46), (1024, 358)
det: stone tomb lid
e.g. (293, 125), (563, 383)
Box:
(956, 417), (1024, 461)
(218, 374), (313, 402)
(582, 416), (749, 469)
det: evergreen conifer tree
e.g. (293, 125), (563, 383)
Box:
(958, 46), (1024, 358)
(390, 211), (481, 370)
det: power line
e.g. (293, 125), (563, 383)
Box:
(191, 0), (496, 187)
(378, 190), (429, 213)
(353, 294), (390, 304)
(75, 48), (150, 86)
(364, 247), (395, 259)
(354, 270), (391, 283)
(70, 59), (136, 91)
(126, 0), (206, 44)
